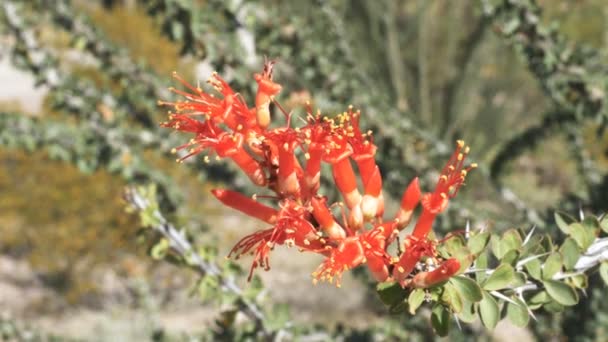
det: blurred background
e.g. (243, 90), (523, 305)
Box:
(1, 0), (607, 340)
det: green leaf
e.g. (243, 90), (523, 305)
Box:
(522, 234), (545, 255)
(452, 247), (475, 274)
(570, 274), (587, 289)
(569, 222), (596, 250)
(478, 291), (499, 330)
(408, 289), (425, 315)
(502, 17), (521, 35)
(389, 300), (408, 314)
(559, 238), (581, 271)
(482, 264), (515, 291)
(491, 235), (503, 259)
(457, 300), (477, 323)
(501, 249), (519, 266)
(468, 232), (490, 255)
(197, 276), (220, 302)
(150, 238), (170, 260)
(443, 235), (466, 256)
(599, 263), (608, 286)
(524, 258), (542, 281)
(555, 211), (576, 234)
(512, 272), (527, 287)
(449, 276), (483, 302)
(442, 284), (463, 313)
(377, 282), (406, 307)
(543, 300), (565, 313)
(600, 216), (608, 234)
(542, 253), (562, 280)
(543, 280), (578, 306)
(475, 251), (489, 283)
(431, 304), (451, 337)
(541, 234), (555, 252)
(581, 216), (600, 233)
(501, 229), (523, 253)
(528, 291), (550, 310)
(506, 297), (530, 328)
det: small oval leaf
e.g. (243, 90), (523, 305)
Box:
(431, 304), (451, 337)
(457, 300), (477, 323)
(569, 223), (596, 250)
(554, 211), (575, 234)
(377, 281), (406, 306)
(600, 216), (608, 234)
(599, 262), (608, 286)
(506, 296), (530, 328)
(478, 291), (499, 329)
(408, 288), (425, 315)
(468, 232), (491, 255)
(542, 253), (562, 280)
(524, 258), (542, 281)
(559, 238), (581, 271)
(442, 284), (463, 313)
(482, 264), (515, 291)
(450, 276), (483, 302)
(543, 280), (578, 306)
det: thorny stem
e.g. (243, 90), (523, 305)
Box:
(124, 187), (273, 338)
(470, 236), (608, 298)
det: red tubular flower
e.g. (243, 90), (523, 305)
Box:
(254, 60), (282, 129)
(165, 72), (253, 131)
(411, 258), (460, 288)
(395, 177), (421, 229)
(391, 236), (436, 285)
(331, 158), (361, 209)
(343, 108), (377, 185)
(361, 223), (395, 281)
(215, 133), (266, 186)
(263, 129), (303, 196)
(411, 141), (476, 239)
(211, 189), (278, 224)
(361, 165), (384, 220)
(313, 223), (393, 286)
(311, 196), (346, 240)
(229, 200), (324, 280)
(302, 121), (330, 194)
(312, 236), (364, 287)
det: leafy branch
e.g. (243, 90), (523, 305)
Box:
(123, 185), (275, 339)
(377, 211), (608, 335)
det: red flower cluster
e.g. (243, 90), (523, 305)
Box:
(161, 61), (476, 288)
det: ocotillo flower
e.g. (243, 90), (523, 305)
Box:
(161, 60), (475, 289)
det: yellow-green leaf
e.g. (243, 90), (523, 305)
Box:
(524, 258), (542, 280)
(482, 264), (515, 291)
(468, 232), (490, 255)
(506, 297), (530, 328)
(559, 238), (581, 271)
(600, 216), (608, 234)
(502, 229), (523, 253)
(599, 263), (608, 286)
(478, 291), (499, 329)
(542, 253), (562, 280)
(457, 300), (477, 323)
(543, 280), (578, 306)
(408, 288), (425, 315)
(554, 211), (575, 234)
(450, 276), (483, 302)
(569, 223), (596, 250)
(442, 283), (463, 313)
